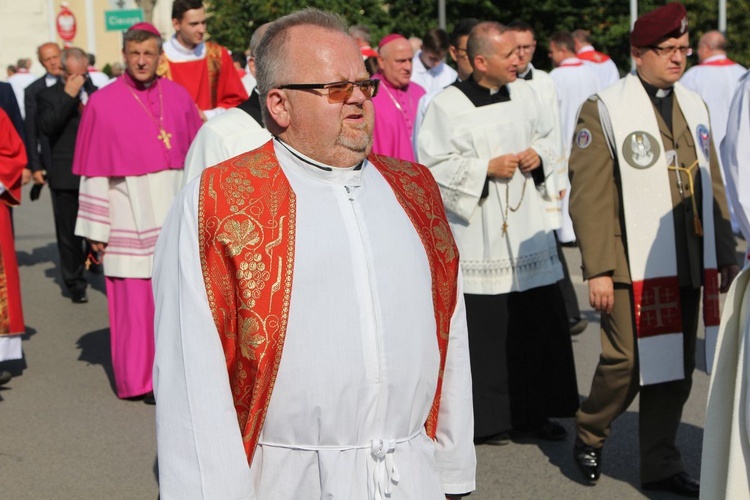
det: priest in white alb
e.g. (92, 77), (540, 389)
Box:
(153, 8), (475, 499)
(73, 22), (202, 401)
(417, 21), (579, 446)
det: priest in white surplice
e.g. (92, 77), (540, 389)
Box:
(548, 30), (601, 245)
(722, 71), (750, 244)
(682, 30), (746, 234)
(153, 9), (475, 500)
(418, 21), (579, 446)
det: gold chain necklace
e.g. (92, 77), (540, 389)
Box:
(501, 176), (528, 237)
(124, 80), (172, 150)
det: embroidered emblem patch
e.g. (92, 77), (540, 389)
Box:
(622, 131), (660, 169)
(696, 124), (711, 160)
(575, 128), (592, 149)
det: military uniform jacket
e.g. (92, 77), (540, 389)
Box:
(568, 74), (735, 288)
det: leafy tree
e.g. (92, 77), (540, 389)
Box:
(206, 0), (750, 72)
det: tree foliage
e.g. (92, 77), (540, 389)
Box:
(206, 0), (750, 72)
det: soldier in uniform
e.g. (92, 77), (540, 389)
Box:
(568, 3), (738, 497)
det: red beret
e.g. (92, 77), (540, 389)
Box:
(631, 2), (688, 46)
(128, 22), (161, 37)
(378, 34), (406, 51)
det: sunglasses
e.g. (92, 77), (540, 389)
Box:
(278, 79), (380, 102)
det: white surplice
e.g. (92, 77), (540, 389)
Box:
(550, 58), (601, 243)
(75, 169), (182, 278)
(411, 52), (458, 95)
(153, 140), (476, 499)
(182, 107), (271, 186)
(721, 70), (750, 242)
(417, 82), (563, 295)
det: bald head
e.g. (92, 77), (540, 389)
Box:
(698, 30), (727, 62)
(37, 42), (62, 76)
(378, 37), (413, 88)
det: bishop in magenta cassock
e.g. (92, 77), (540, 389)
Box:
(72, 23), (202, 401)
(372, 34), (426, 163)
(0, 107), (27, 377)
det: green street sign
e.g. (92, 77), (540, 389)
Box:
(104, 9), (144, 32)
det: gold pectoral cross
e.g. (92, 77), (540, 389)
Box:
(158, 128), (172, 150)
(502, 221), (508, 236)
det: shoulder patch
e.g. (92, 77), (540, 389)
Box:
(575, 129), (593, 149)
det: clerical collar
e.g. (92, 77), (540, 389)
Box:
(517, 66), (533, 80)
(274, 136), (365, 179)
(169, 35), (205, 57)
(45, 73), (60, 87)
(122, 71), (158, 91)
(638, 74), (673, 98)
(453, 74), (511, 107)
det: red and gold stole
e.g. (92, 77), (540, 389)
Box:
(198, 140), (459, 465)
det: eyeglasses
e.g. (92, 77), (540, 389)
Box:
(646, 45), (693, 57)
(278, 79), (380, 102)
(516, 44), (536, 53)
(454, 47), (469, 59)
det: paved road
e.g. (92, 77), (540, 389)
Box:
(3, 187), (739, 499)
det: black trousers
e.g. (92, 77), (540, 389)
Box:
(49, 188), (87, 297)
(466, 285), (579, 439)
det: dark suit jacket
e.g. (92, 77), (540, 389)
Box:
(37, 80), (96, 191)
(24, 75), (56, 172)
(0, 81), (25, 143)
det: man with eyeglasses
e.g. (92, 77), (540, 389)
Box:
(371, 33), (426, 162)
(153, 8), (475, 499)
(182, 22), (273, 185)
(568, 3), (738, 495)
(418, 21), (579, 448)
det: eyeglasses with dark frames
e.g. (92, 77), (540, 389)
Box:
(277, 79), (380, 102)
(645, 45), (693, 57)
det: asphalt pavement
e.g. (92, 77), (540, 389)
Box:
(2, 185), (738, 499)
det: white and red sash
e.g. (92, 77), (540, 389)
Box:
(598, 74), (720, 384)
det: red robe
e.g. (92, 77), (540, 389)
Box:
(0, 108), (26, 336)
(158, 41), (248, 111)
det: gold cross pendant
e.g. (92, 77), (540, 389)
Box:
(502, 221), (508, 236)
(158, 128), (172, 150)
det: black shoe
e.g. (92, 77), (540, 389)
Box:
(569, 318), (588, 336)
(71, 293), (88, 304)
(642, 472), (699, 497)
(573, 438), (602, 485)
(143, 391), (156, 405)
(0, 370), (12, 386)
(474, 432), (510, 446)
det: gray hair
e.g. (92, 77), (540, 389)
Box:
(348, 24), (371, 44)
(255, 8), (348, 124)
(467, 21), (509, 64)
(61, 47), (88, 73)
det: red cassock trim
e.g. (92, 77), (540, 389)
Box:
(701, 58), (738, 67)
